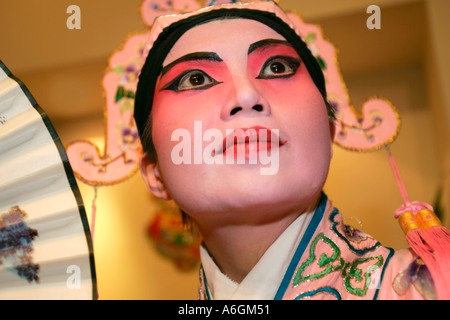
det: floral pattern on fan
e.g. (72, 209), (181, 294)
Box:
(0, 206), (39, 283)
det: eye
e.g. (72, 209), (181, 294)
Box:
(257, 56), (301, 79)
(161, 69), (221, 92)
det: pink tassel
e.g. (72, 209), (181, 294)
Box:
(396, 208), (443, 297)
(395, 203), (450, 300)
(388, 149), (450, 299)
(416, 210), (450, 298)
(405, 227), (450, 299)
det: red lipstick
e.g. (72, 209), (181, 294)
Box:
(217, 126), (286, 159)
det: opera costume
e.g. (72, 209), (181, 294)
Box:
(198, 193), (435, 300)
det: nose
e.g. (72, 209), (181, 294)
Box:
(220, 74), (270, 120)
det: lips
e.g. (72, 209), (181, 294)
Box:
(215, 126), (286, 157)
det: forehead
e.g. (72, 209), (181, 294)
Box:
(162, 18), (287, 66)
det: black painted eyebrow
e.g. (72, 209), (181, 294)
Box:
(248, 39), (292, 55)
(160, 52), (223, 77)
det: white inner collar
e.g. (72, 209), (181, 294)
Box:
(200, 209), (314, 300)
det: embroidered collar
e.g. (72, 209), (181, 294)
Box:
(199, 193), (327, 300)
(199, 193), (395, 300)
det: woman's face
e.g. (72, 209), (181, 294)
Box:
(142, 18), (334, 223)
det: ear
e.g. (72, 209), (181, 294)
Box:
(139, 155), (172, 200)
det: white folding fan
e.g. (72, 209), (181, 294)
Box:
(0, 60), (97, 299)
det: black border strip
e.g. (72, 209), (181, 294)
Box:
(0, 59), (98, 300)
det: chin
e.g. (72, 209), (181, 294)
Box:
(165, 159), (329, 220)
(215, 170), (324, 214)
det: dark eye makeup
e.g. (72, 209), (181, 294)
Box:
(160, 69), (222, 92)
(257, 55), (301, 79)
(160, 54), (301, 92)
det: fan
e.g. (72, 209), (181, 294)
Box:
(0, 60), (97, 299)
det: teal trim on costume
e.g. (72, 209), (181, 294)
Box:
(294, 287), (342, 300)
(202, 266), (212, 300)
(373, 247), (395, 300)
(273, 192), (328, 300)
